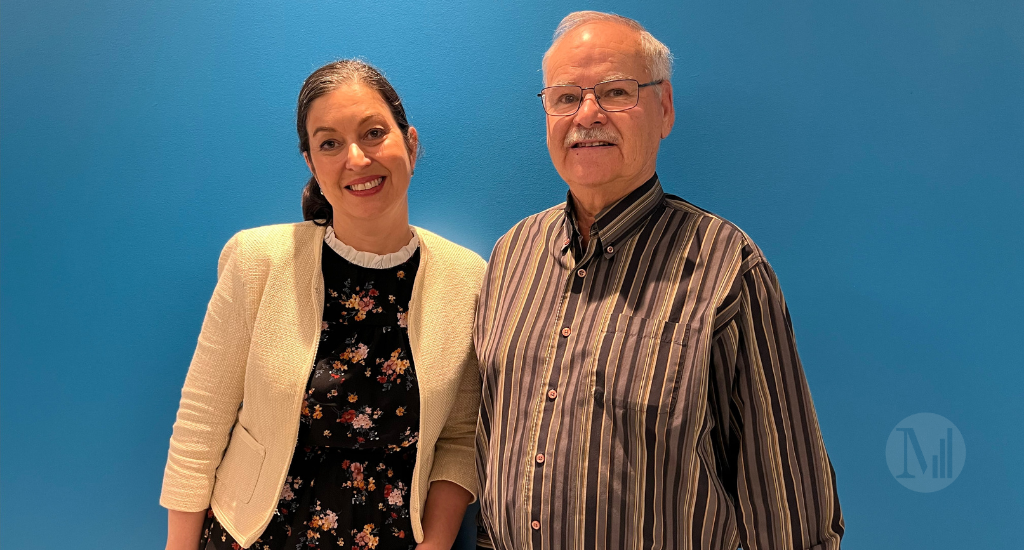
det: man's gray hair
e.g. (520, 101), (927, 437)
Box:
(543, 11), (674, 83)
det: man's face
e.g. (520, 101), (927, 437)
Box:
(543, 21), (674, 196)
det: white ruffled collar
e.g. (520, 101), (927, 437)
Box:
(324, 226), (419, 269)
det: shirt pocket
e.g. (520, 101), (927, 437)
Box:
(589, 314), (689, 417)
(212, 422), (266, 505)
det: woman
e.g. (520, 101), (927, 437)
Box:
(161, 59), (484, 550)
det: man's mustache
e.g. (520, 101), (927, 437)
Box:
(564, 126), (621, 148)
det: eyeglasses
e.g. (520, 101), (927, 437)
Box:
(537, 78), (663, 116)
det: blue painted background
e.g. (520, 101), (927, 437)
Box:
(2, 1), (1022, 548)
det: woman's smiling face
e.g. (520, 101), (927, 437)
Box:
(303, 82), (417, 225)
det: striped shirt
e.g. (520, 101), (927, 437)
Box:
(474, 174), (843, 550)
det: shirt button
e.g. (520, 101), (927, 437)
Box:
(561, 327), (571, 337)
(547, 389), (558, 400)
(536, 453), (545, 464)
(576, 268), (587, 277)
(606, 245), (614, 254)
(531, 520), (541, 530)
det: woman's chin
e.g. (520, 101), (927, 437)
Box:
(334, 204), (405, 225)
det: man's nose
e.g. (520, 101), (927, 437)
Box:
(573, 91), (606, 127)
(345, 142), (371, 169)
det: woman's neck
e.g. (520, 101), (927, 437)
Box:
(331, 214), (413, 255)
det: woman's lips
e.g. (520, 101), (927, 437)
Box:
(345, 176), (385, 196)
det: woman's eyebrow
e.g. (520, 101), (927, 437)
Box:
(361, 113), (388, 125)
(312, 114), (387, 137)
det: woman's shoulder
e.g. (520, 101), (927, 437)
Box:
(217, 221), (325, 281)
(227, 220), (324, 257)
(413, 226), (486, 274)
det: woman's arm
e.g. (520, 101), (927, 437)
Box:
(417, 480), (473, 550)
(418, 337), (481, 549)
(161, 234), (253, 546)
(166, 510), (206, 550)
(418, 248), (487, 549)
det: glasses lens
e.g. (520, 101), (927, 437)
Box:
(595, 80), (639, 111)
(543, 86), (583, 115)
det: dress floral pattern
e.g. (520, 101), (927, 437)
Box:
(200, 242), (421, 550)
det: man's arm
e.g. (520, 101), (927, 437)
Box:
(713, 255), (844, 550)
(473, 244), (502, 550)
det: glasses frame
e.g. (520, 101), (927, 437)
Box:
(537, 78), (664, 116)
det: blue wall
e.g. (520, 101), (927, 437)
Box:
(2, 1), (1022, 548)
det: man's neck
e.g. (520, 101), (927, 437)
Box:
(574, 205), (598, 249)
(569, 171), (655, 248)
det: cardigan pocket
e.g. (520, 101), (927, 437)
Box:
(213, 423), (266, 505)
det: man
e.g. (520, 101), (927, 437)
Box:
(474, 11), (843, 550)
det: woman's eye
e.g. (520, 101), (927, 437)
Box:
(319, 139), (338, 150)
(365, 128), (386, 140)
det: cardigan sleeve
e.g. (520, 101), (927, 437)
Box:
(160, 233), (253, 512)
(425, 248), (485, 502)
(426, 337), (483, 501)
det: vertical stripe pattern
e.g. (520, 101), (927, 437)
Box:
(475, 175), (843, 550)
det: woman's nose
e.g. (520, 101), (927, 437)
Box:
(346, 143), (371, 168)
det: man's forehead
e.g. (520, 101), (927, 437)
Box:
(544, 22), (646, 85)
(566, 20), (638, 47)
(545, 55), (646, 86)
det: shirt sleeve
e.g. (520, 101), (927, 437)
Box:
(711, 253), (844, 550)
(473, 248), (501, 550)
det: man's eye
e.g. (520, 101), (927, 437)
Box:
(603, 87), (628, 97)
(557, 93), (579, 105)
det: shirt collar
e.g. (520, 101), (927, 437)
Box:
(561, 173), (664, 256)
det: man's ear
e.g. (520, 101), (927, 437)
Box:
(659, 80), (675, 139)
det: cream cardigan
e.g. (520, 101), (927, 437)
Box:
(160, 221), (484, 548)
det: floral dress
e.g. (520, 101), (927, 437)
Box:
(200, 231), (421, 550)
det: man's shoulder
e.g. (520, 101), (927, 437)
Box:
(510, 203), (567, 231)
(662, 195), (767, 265)
(490, 204), (566, 249)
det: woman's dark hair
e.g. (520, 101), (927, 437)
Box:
(297, 59), (415, 225)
